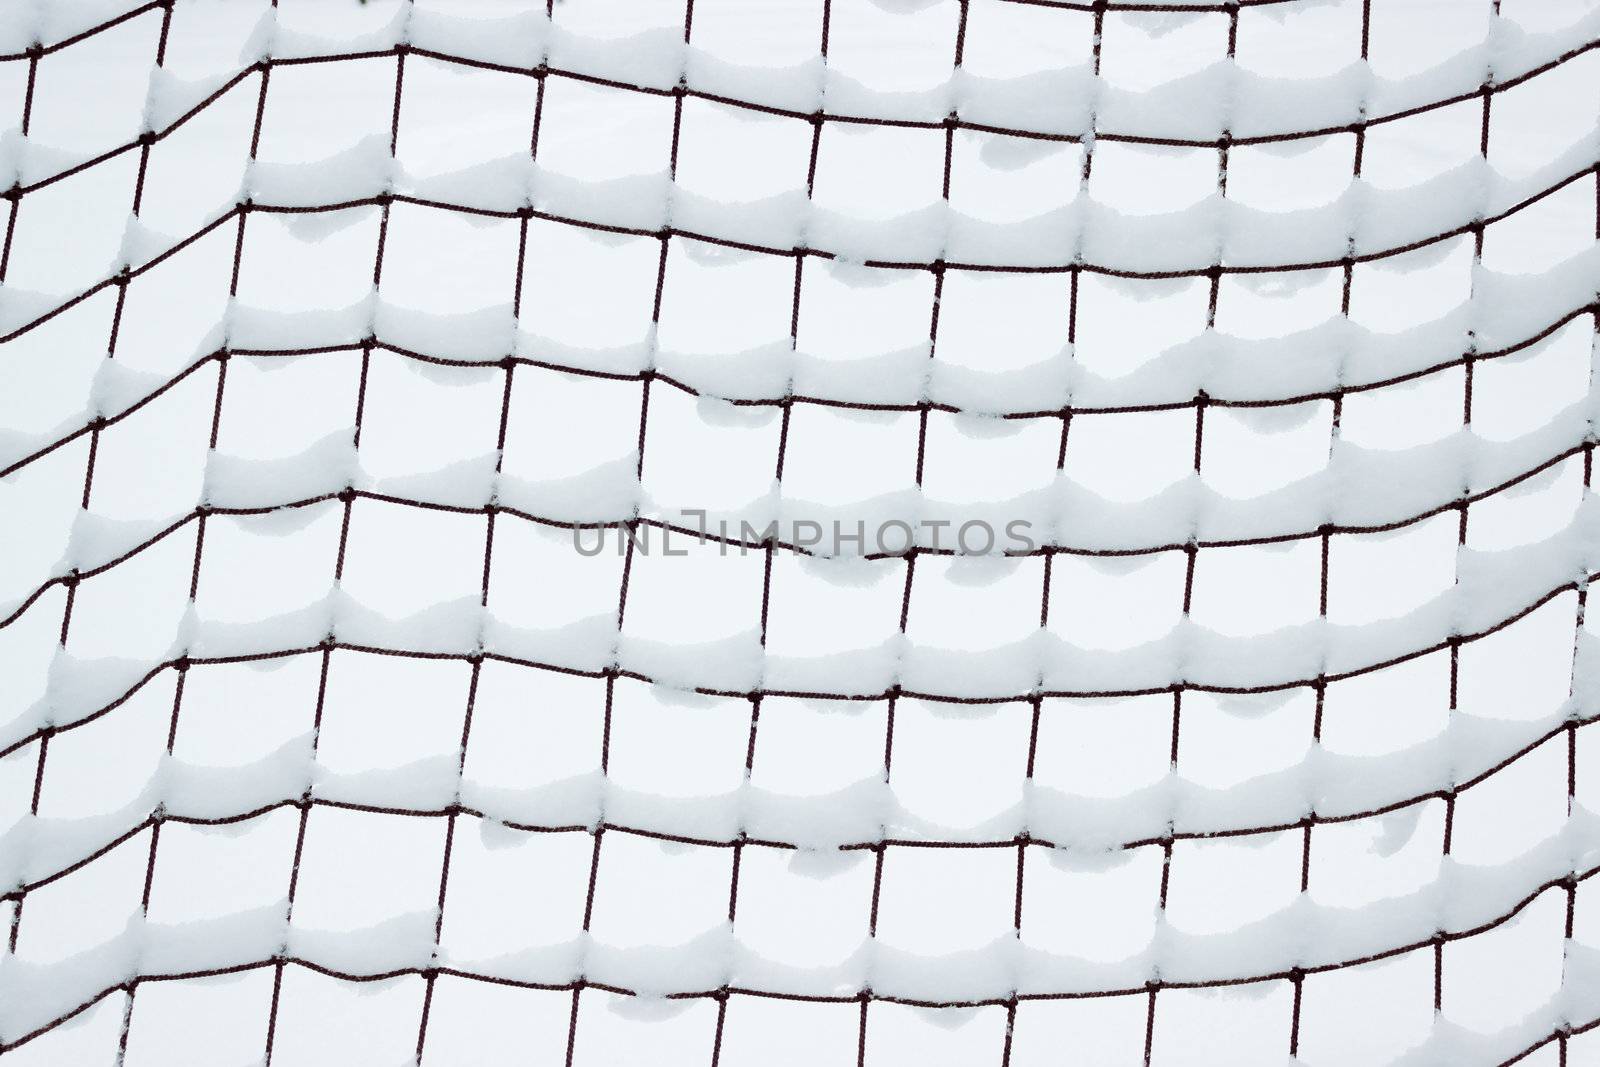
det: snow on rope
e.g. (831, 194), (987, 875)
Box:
(0, 0), (1599, 1064)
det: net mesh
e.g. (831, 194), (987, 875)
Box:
(0, 0), (1598, 1064)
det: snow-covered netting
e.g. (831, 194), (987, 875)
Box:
(2, 0), (1600, 1063)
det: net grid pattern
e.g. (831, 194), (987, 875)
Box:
(0, 0), (1599, 1065)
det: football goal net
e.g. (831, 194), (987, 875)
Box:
(0, 0), (1598, 1064)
